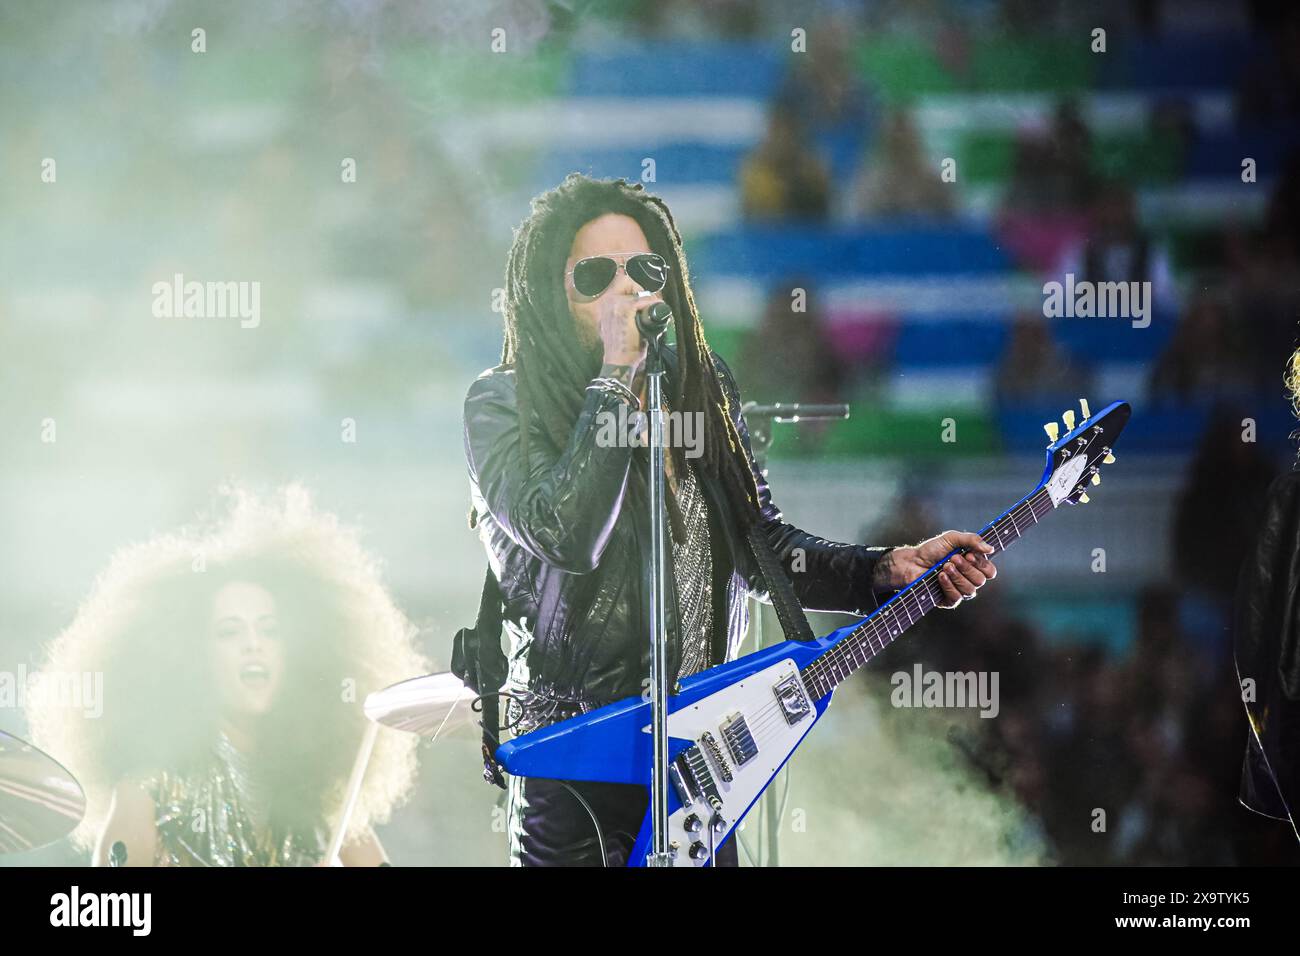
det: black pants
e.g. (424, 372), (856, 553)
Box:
(507, 775), (739, 867)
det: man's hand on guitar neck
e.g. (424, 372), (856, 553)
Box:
(870, 531), (996, 610)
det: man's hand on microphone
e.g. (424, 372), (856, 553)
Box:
(597, 291), (664, 386)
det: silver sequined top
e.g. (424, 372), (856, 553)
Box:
(671, 458), (713, 679)
(141, 733), (328, 867)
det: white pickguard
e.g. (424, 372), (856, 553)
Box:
(642, 658), (820, 867)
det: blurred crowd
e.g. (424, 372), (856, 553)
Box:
(4, 0), (1298, 865)
(864, 425), (1292, 864)
(727, 3), (1300, 435)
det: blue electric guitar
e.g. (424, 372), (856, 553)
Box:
(498, 398), (1131, 866)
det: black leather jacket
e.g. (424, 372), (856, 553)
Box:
(462, 345), (893, 721)
(1234, 468), (1300, 828)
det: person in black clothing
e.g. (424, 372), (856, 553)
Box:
(462, 174), (997, 866)
(1234, 350), (1300, 843)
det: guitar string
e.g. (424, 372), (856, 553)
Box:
(740, 487), (1055, 743)
(800, 488), (1052, 695)
(742, 488), (1054, 747)
(782, 488), (1053, 727)
(804, 488), (1053, 695)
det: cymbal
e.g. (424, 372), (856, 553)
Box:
(364, 672), (479, 738)
(0, 731), (86, 854)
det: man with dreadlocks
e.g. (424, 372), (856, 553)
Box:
(463, 174), (997, 866)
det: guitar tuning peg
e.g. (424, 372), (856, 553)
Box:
(1103, 451), (1116, 464)
(1091, 472), (1100, 485)
(1044, 421), (1060, 442)
(1062, 409), (1076, 431)
(1079, 398), (1091, 419)
(1078, 492), (1090, 503)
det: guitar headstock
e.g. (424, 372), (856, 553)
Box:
(1039, 398), (1131, 507)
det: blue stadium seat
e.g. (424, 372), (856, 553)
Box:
(566, 41), (783, 98)
(816, 128), (870, 184)
(1053, 314), (1176, 363)
(1115, 32), (1261, 91)
(692, 225), (1010, 279)
(1184, 129), (1300, 179)
(536, 143), (745, 188)
(894, 319), (1009, 366)
(537, 134), (868, 195)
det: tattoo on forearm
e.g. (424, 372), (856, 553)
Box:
(599, 363), (637, 389)
(872, 550), (896, 590)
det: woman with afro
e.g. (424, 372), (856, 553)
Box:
(26, 485), (428, 866)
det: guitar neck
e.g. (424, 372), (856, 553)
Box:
(799, 486), (1054, 698)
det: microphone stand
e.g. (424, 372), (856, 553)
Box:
(741, 401), (848, 867)
(638, 300), (675, 867)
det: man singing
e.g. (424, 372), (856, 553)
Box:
(462, 174), (996, 866)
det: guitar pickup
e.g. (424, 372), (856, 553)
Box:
(720, 713), (758, 766)
(773, 674), (811, 725)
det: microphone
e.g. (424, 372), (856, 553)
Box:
(109, 841), (128, 867)
(635, 300), (672, 342)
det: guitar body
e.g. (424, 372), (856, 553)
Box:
(497, 624), (859, 867)
(497, 400), (1132, 867)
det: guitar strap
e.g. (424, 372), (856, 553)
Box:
(743, 522), (817, 644)
(450, 564), (508, 789)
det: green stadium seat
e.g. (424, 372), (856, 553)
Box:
(855, 38), (956, 101)
(701, 327), (749, 371)
(384, 44), (567, 105)
(969, 37), (1093, 94)
(957, 130), (1017, 185)
(1092, 130), (1184, 184)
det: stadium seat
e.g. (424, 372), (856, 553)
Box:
(894, 319), (1009, 366)
(693, 225), (1010, 279)
(536, 143), (745, 189)
(855, 37), (956, 100)
(968, 36), (1094, 94)
(567, 41), (782, 98)
(1115, 32), (1261, 92)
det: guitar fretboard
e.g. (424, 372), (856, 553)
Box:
(800, 486), (1055, 699)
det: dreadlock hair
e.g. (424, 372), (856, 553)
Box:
(491, 173), (764, 537)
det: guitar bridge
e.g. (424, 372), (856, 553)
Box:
(677, 744), (723, 811)
(700, 731), (733, 783)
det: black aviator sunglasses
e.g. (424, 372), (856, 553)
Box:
(566, 252), (670, 298)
